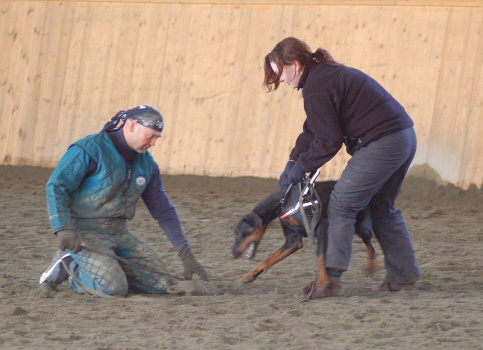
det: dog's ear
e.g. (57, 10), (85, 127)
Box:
(243, 213), (263, 230)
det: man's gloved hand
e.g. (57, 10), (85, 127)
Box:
(57, 229), (82, 253)
(286, 161), (307, 185)
(278, 160), (295, 189)
(178, 248), (209, 281)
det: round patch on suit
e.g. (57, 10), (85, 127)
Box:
(136, 176), (146, 187)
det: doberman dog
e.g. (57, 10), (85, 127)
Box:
(231, 178), (376, 290)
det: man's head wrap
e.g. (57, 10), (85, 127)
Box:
(101, 105), (164, 132)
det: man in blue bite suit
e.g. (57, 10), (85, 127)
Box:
(40, 105), (208, 296)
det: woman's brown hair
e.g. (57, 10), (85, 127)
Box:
(263, 37), (341, 92)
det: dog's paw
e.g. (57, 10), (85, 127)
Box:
(241, 276), (257, 284)
(241, 270), (262, 283)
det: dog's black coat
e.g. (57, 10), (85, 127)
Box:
(232, 181), (376, 283)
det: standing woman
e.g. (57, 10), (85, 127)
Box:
(264, 37), (420, 299)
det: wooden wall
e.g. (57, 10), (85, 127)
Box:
(1, 0), (482, 188)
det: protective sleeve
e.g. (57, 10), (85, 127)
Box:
(46, 145), (91, 232)
(142, 163), (190, 253)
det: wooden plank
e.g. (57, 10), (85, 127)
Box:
(0, 1), (482, 188)
(192, 4), (241, 176)
(78, 3), (137, 131)
(236, 5), (293, 178)
(152, 3), (193, 174)
(125, 3), (173, 171)
(174, 4), (215, 175)
(223, 6), (253, 175)
(428, 7), (475, 184)
(0, 1), (17, 163)
(54, 2), (92, 160)
(209, 5), (246, 177)
(202, 4), (244, 177)
(10, 1), (483, 8)
(258, 5), (302, 179)
(389, 6), (448, 169)
(1, 2), (47, 165)
(32, 1), (76, 167)
(128, 3), (171, 107)
(226, 5), (285, 177)
(457, 8), (483, 187)
(96, 3), (142, 119)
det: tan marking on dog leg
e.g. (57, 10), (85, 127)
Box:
(287, 217), (301, 226)
(365, 245), (377, 274)
(314, 254), (329, 290)
(242, 241), (303, 282)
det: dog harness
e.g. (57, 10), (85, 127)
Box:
(278, 170), (322, 244)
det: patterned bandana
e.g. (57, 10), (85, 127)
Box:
(101, 105), (164, 132)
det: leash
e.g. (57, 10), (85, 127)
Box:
(297, 170), (322, 302)
(297, 170), (322, 247)
(62, 259), (117, 298)
(278, 171), (323, 302)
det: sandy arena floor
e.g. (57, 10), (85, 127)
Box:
(1, 165), (482, 349)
